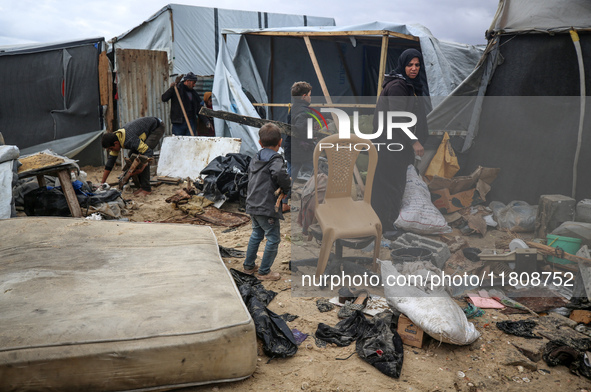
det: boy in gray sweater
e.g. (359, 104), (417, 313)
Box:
(243, 123), (291, 281)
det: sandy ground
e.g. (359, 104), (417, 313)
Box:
(76, 165), (591, 392)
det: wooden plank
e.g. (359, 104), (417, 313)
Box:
(303, 35), (365, 193)
(303, 36), (333, 106)
(99, 51), (115, 132)
(252, 103), (377, 108)
(376, 34), (389, 99)
(526, 241), (591, 268)
(200, 107), (291, 136)
(244, 30), (418, 41)
(36, 175), (46, 187)
(57, 170), (82, 218)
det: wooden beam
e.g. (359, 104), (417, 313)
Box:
(57, 169), (82, 218)
(376, 34), (389, 99)
(303, 35), (364, 193)
(244, 30), (418, 41)
(200, 107), (291, 135)
(252, 103), (376, 108)
(303, 36), (333, 106)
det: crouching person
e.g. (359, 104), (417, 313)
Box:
(101, 117), (165, 196)
(243, 123), (291, 281)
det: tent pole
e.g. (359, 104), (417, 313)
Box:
(570, 28), (586, 199)
(303, 35), (365, 192)
(376, 34), (389, 99)
(303, 36), (334, 106)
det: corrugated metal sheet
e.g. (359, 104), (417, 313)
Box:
(115, 49), (171, 135)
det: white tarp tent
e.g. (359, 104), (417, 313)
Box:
(111, 4), (335, 76)
(212, 22), (484, 157)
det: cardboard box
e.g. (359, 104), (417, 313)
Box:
(426, 166), (500, 214)
(397, 314), (426, 348)
(431, 188), (476, 214)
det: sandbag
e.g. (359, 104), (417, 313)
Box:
(395, 165), (452, 235)
(381, 259), (480, 345)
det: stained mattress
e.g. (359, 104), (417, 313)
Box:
(0, 217), (256, 391)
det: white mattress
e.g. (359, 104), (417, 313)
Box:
(0, 217), (256, 391)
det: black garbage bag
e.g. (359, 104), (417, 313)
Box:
(355, 313), (404, 378)
(315, 310), (372, 347)
(496, 320), (542, 339)
(24, 187), (71, 216)
(543, 338), (591, 379)
(230, 269), (297, 358)
(23, 187), (123, 217)
(200, 153), (251, 203)
(230, 268), (276, 305)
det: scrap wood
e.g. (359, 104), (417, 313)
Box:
(193, 206), (250, 227)
(156, 176), (181, 185)
(526, 241), (591, 269)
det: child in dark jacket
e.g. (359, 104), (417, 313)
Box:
(243, 123), (291, 281)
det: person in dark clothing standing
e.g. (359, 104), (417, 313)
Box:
(161, 72), (211, 136)
(285, 81), (318, 183)
(243, 123), (291, 281)
(101, 117), (165, 196)
(371, 48), (429, 237)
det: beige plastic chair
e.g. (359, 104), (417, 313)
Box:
(313, 133), (382, 277)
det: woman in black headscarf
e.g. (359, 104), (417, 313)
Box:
(370, 48), (429, 237)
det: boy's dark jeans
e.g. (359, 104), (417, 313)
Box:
(244, 215), (281, 275)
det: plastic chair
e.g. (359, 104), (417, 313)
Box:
(313, 133), (382, 277)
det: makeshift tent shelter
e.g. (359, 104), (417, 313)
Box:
(212, 22), (484, 156)
(428, 0), (591, 204)
(0, 38), (111, 166)
(111, 4), (336, 76)
(109, 4), (335, 132)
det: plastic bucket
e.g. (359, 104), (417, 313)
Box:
(546, 234), (582, 265)
(390, 247), (433, 264)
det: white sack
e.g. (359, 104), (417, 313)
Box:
(381, 259), (480, 345)
(395, 165), (452, 235)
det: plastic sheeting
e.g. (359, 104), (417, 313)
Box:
(214, 22), (484, 157)
(427, 0), (591, 203)
(111, 4), (335, 76)
(489, 0), (591, 34)
(0, 38), (104, 164)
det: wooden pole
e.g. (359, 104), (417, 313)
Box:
(303, 35), (364, 193)
(376, 34), (389, 99)
(200, 107), (292, 136)
(174, 84), (195, 136)
(526, 241), (591, 268)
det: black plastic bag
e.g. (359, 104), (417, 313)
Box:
(496, 320), (541, 339)
(230, 269), (297, 358)
(315, 310), (372, 347)
(543, 338), (591, 379)
(23, 187), (123, 217)
(355, 313), (404, 378)
(315, 311), (404, 378)
(23, 187), (71, 216)
(200, 153), (251, 203)
(230, 269), (276, 305)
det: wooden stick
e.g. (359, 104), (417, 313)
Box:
(526, 241), (591, 268)
(200, 107), (291, 135)
(173, 84), (195, 136)
(376, 34), (389, 99)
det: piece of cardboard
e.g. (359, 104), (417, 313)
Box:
(397, 314), (426, 348)
(431, 188), (475, 214)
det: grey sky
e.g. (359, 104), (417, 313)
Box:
(0, 0), (499, 47)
